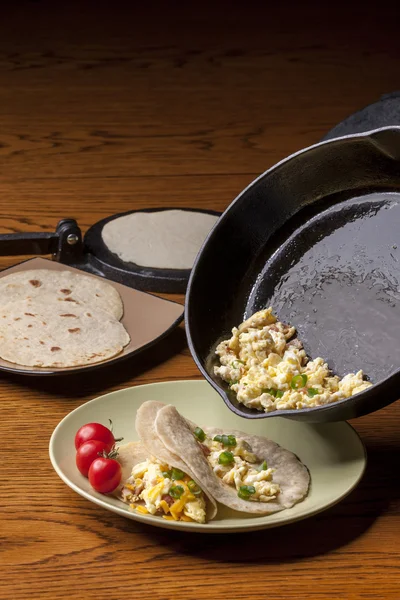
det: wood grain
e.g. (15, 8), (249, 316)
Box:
(0, 2), (399, 599)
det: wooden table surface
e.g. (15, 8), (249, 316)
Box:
(1, 3), (399, 599)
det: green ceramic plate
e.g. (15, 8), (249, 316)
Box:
(49, 380), (366, 533)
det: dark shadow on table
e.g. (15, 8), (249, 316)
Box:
(0, 324), (188, 399)
(107, 440), (397, 564)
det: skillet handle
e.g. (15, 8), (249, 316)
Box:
(322, 92), (400, 141)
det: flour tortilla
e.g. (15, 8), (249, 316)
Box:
(102, 210), (219, 269)
(135, 401), (217, 520)
(117, 441), (149, 485)
(116, 439), (217, 521)
(0, 269), (123, 320)
(154, 404), (310, 515)
(0, 297), (130, 367)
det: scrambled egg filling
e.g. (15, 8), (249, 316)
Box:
(202, 434), (280, 502)
(214, 308), (372, 413)
(120, 458), (207, 523)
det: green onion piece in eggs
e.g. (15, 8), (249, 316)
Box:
(262, 388), (277, 397)
(291, 374), (308, 389)
(171, 468), (185, 481)
(169, 485), (184, 499)
(218, 451), (234, 465)
(193, 427), (206, 442)
(258, 460), (268, 471)
(213, 434), (237, 447)
(238, 485), (256, 499)
(307, 388), (319, 397)
(187, 480), (202, 496)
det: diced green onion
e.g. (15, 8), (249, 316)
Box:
(257, 460), (268, 471)
(262, 388), (284, 399)
(233, 360), (245, 368)
(218, 451), (234, 465)
(171, 468), (185, 481)
(262, 388), (277, 397)
(238, 485), (256, 499)
(169, 485), (184, 499)
(291, 374), (308, 389)
(187, 480), (202, 496)
(162, 470), (172, 478)
(307, 388), (319, 398)
(193, 427), (206, 442)
(229, 380), (239, 388)
(213, 434), (237, 447)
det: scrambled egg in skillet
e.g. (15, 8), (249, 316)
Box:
(120, 459), (207, 523)
(214, 308), (372, 413)
(196, 429), (280, 502)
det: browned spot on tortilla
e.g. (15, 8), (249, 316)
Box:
(23, 337), (28, 340)
(28, 324), (32, 328)
(14, 317), (21, 321)
(95, 294), (100, 297)
(68, 328), (81, 333)
(51, 346), (61, 352)
(29, 279), (41, 287)
(24, 313), (36, 317)
(64, 297), (78, 303)
(86, 312), (92, 317)
(39, 341), (44, 345)
(60, 288), (71, 294)
(42, 322), (47, 325)
(60, 313), (77, 317)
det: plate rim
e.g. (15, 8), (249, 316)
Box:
(49, 380), (367, 534)
(0, 257), (184, 376)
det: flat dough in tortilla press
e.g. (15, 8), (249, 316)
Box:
(101, 210), (219, 270)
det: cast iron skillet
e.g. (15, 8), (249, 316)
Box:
(186, 125), (400, 422)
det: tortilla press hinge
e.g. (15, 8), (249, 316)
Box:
(54, 219), (83, 263)
(0, 219), (84, 264)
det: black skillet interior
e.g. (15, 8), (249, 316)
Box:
(186, 116), (400, 422)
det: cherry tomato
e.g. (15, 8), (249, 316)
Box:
(88, 457), (122, 494)
(76, 440), (109, 477)
(75, 422), (115, 452)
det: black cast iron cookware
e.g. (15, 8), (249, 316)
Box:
(186, 125), (400, 422)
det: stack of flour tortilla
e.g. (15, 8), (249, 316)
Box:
(0, 269), (130, 368)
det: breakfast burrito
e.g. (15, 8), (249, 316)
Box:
(133, 401), (310, 517)
(116, 405), (217, 524)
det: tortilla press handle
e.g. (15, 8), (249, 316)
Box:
(0, 219), (83, 264)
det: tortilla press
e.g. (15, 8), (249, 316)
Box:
(186, 94), (400, 423)
(0, 207), (220, 294)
